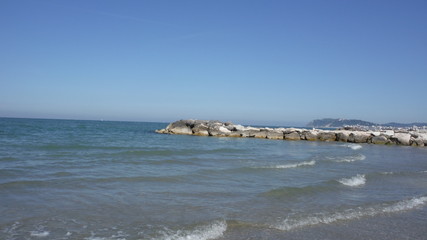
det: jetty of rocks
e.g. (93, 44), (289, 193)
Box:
(156, 120), (427, 147)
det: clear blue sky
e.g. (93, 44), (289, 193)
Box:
(1, 0), (426, 126)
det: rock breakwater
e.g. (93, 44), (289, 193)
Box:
(156, 120), (427, 147)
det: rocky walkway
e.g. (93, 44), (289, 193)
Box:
(155, 120), (427, 147)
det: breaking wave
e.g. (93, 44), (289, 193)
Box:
(274, 196), (427, 231)
(348, 144), (363, 150)
(332, 154), (366, 163)
(338, 174), (366, 187)
(155, 220), (227, 240)
(259, 160), (316, 169)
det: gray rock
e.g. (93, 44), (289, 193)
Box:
(348, 132), (371, 143)
(192, 123), (209, 136)
(371, 135), (389, 144)
(228, 131), (243, 137)
(208, 125), (231, 137)
(284, 132), (301, 140)
(392, 133), (411, 145)
(411, 137), (424, 147)
(169, 126), (193, 135)
(266, 130), (284, 140)
(165, 120), (189, 130)
(318, 131), (336, 141)
(336, 131), (350, 142)
(241, 130), (267, 138)
(302, 130), (318, 141)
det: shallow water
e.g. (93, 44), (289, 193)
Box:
(1, 118), (426, 239)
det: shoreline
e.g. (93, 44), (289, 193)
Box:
(156, 120), (427, 147)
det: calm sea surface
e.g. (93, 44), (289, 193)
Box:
(1, 118), (427, 240)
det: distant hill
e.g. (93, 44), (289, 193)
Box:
(306, 118), (427, 128)
(307, 118), (376, 128)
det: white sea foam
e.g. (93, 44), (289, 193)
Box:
(341, 144), (363, 150)
(274, 196), (427, 231)
(83, 230), (129, 240)
(349, 144), (363, 150)
(30, 231), (50, 237)
(334, 154), (366, 163)
(275, 160), (316, 169)
(338, 174), (366, 187)
(156, 220), (227, 240)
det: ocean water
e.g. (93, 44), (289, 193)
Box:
(1, 118), (427, 240)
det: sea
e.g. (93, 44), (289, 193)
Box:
(1, 118), (427, 240)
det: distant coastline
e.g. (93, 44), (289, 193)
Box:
(307, 118), (427, 130)
(156, 120), (427, 147)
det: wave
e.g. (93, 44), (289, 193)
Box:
(348, 144), (363, 150)
(257, 160), (316, 169)
(274, 196), (427, 231)
(262, 184), (335, 199)
(328, 154), (366, 163)
(154, 220), (227, 240)
(338, 174), (366, 187)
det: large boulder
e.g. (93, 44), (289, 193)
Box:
(284, 131), (301, 140)
(165, 120), (193, 135)
(266, 130), (284, 140)
(419, 133), (427, 145)
(348, 132), (371, 143)
(336, 131), (351, 142)
(411, 137), (424, 147)
(302, 130), (318, 141)
(208, 125), (231, 137)
(391, 133), (411, 145)
(371, 135), (389, 145)
(192, 123), (209, 136)
(241, 130), (266, 138)
(318, 131), (336, 141)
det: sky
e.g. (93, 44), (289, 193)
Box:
(1, 0), (426, 126)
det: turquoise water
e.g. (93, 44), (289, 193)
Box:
(1, 118), (427, 240)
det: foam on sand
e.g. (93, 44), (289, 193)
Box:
(156, 220), (227, 240)
(274, 196), (427, 231)
(338, 174), (366, 187)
